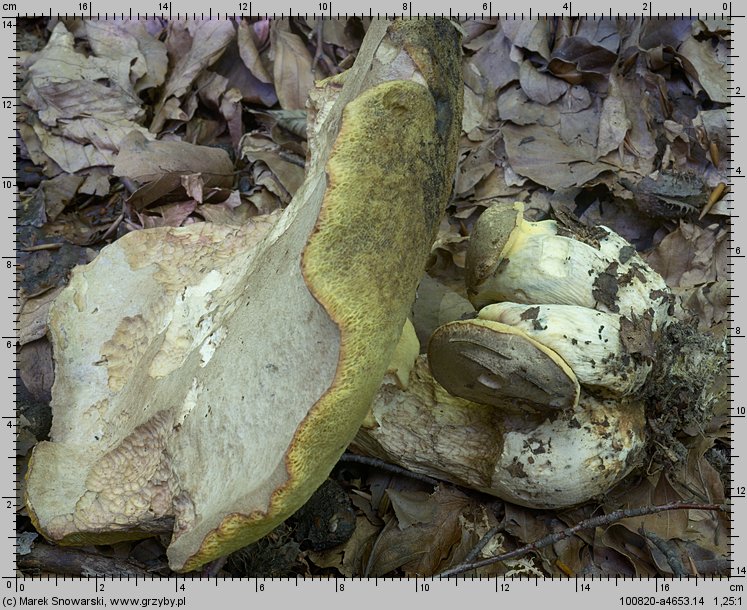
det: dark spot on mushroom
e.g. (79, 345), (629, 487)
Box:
(649, 288), (675, 315)
(496, 258), (510, 275)
(617, 264), (647, 288)
(554, 211), (608, 247)
(525, 436), (549, 454)
(618, 314), (656, 360)
(520, 306), (541, 321)
(618, 245), (636, 264)
(507, 458), (528, 478)
(592, 263), (620, 313)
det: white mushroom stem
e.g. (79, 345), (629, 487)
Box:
(477, 302), (652, 397)
(466, 203), (672, 329)
(353, 355), (647, 509)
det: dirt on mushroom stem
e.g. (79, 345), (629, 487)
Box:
(639, 319), (728, 472)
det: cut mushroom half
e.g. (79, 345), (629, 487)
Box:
(477, 302), (652, 397)
(428, 318), (580, 411)
(23, 19), (464, 572)
(466, 202), (672, 329)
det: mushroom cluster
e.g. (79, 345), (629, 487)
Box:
(354, 201), (675, 509)
(434, 201), (672, 413)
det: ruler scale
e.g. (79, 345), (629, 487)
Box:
(3, 1), (744, 606)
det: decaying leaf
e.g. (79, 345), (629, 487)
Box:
(151, 20), (236, 132)
(21, 22), (154, 181)
(676, 36), (728, 103)
(112, 132), (234, 209)
(364, 486), (484, 576)
(270, 22), (316, 110)
(644, 221), (728, 288)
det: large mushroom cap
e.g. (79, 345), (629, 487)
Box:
(428, 318), (580, 411)
(24, 18), (464, 572)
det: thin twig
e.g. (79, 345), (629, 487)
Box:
(338, 452), (441, 487)
(20, 242), (62, 252)
(640, 527), (688, 576)
(462, 525), (501, 565)
(87, 210), (124, 245)
(437, 502), (728, 578)
(310, 17), (340, 77)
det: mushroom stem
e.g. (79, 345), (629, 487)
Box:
(354, 355), (647, 509)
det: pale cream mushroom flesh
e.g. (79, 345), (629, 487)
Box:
(476, 302), (653, 397)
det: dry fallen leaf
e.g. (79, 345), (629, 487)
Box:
(365, 486), (478, 576)
(677, 36), (729, 103)
(151, 19), (236, 132)
(112, 131), (234, 209)
(270, 22), (316, 110)
(644, 221), (728, 288)
(21, 22), (153, 181)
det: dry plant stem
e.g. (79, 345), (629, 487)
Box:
(20, 243), (62, 252)
(437, 502), (728, 577)
(463, 525), (501, 564)
(312, 18), (324, 76)
(277, 149), (306, 168)
(640, 528), (688, 577)
(339, 452), (441, 487)
(18, 544), (153, 577)
(311, 19), (338, 77)
(88, 209), (124, 246)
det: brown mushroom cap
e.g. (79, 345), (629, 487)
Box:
(428, 319), (580, 411)
(465, 202), (523, 297)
